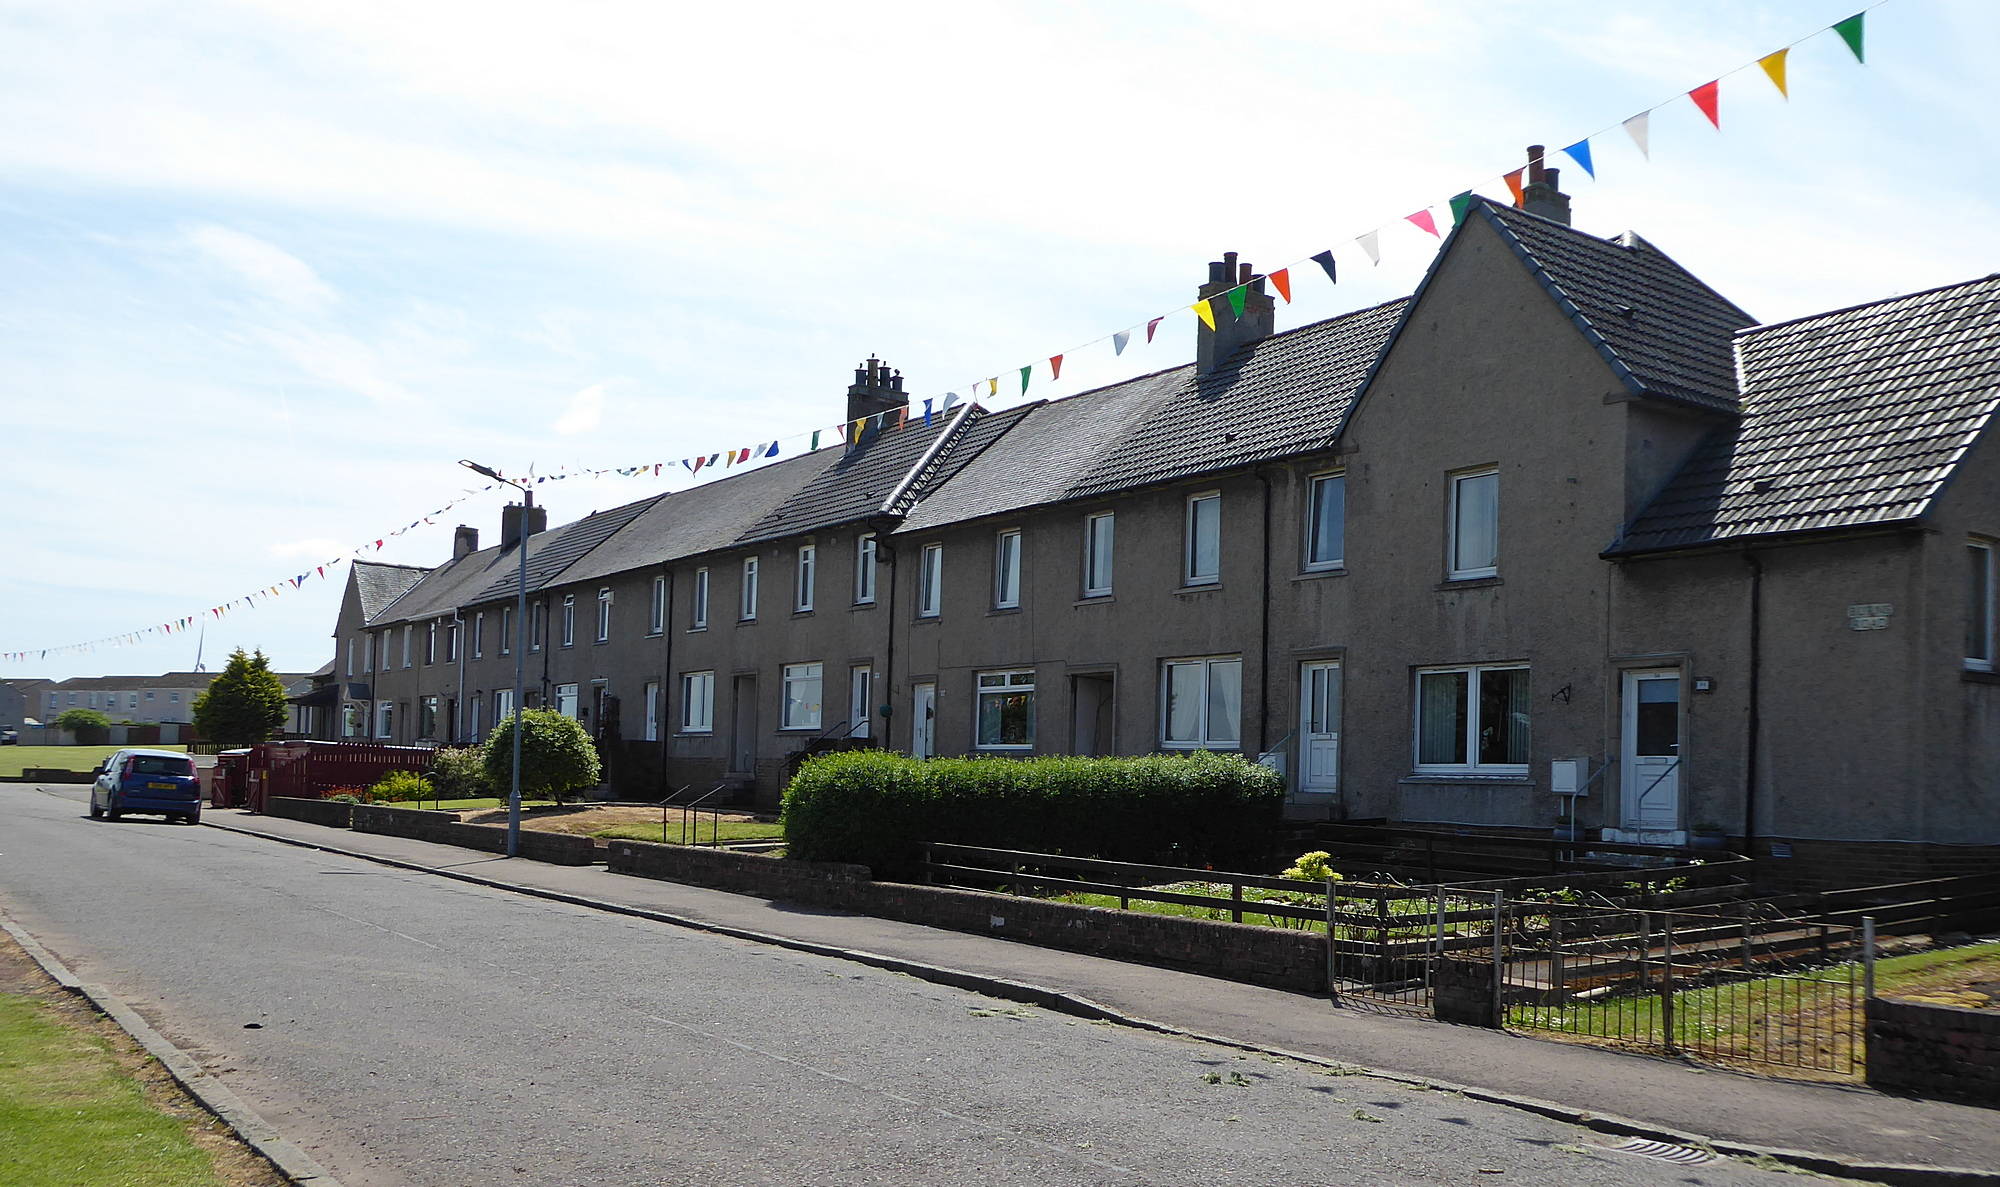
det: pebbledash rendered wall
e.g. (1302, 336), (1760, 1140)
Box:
(606, 840), (1328, 993)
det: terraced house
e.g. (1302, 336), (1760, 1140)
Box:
(323, 179), (2000, 885)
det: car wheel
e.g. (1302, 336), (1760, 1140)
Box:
(183, 812), (201, 825)
(88, 802), (103, 820)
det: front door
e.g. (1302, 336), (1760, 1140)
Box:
(911, 683), (936, 759)
(730, 675), (758, 774)
(1621, 670), (1682, 831)
(1298, 661), (1341, 795)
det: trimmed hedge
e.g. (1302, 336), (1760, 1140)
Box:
(781, 750), (1282, 879)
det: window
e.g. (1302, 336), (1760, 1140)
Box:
(494, 688), (513, 730)
(560, 594), (576, 647)
(781, 663), (822, 730)
(649, 576), (666, 635)
(346, 639), (356, 677)
(741, 557), (759, 621)
(918, 543), (943, 618)
(796, 544), (816, 612)
(680, 671), (714, 734)
(145, 691), (154, 702)
(1083, 512), (1114, 597)
(420, 695), (439, 738)
(855, 533), (878, 604)
(691, 568), (710, 629)
(531, 602), (545, 651)
(1185, 493), (1220, 585)
(66, 693), (76, 705)
(643, 681), (661, 741)
(975, 670), (1036, 749)
(468, 695), (481, 739)
(169, 692), (180, 704)
(1449, 469), (1499, 580)
(994, 529), (1022, 609)
(400, 625), (411, 668)
(596, 588), (612, 642)
(500, 605), (513, 655)
(1971, 541), (1997, 672)
(425, 621), (438, 665)
(1305, 473), (1346, 571)
(445, 621), (459, 662)
(343, 703), (364, 737)
(556, 682), (580, 719)
(1160, 657), (1241, 748)
(1416, 664), (1530, 773)
(850, 665), (872, 739)
(473, 612), (485, 658)
(376, 701), (394, 740)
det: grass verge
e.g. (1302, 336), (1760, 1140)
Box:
(0, 744), (187, 779)
(591, 820), (786, 845)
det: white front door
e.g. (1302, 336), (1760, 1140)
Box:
(1298, 661), (1341, 795)
(1621, 670), (1682, 831)
(911, 683), (936, 759)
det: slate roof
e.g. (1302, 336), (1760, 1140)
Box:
(352, 562), (430, 620)
(1065, 299), (1409, 500)
(1611, 274), (2000, 555)
(454, 495), (664, 609)
(1478, 201), (1757, 413)
(45, 671), (312, 691)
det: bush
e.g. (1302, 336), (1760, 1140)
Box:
(327, 791), (363, 804)
(369, 770), (433, 803)
(55, 708), (112, 732)
(428, 745), (491, 799)
(483, 709), (602, 803)
(781, 750), (1283, 879)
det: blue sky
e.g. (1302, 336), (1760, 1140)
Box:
(4, 0), (1997, 683)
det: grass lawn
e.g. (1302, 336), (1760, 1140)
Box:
(591, 820), (786, 845)
(369, 796), (557, 812)
(0, 744), (187, 779)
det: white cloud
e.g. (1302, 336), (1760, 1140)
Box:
(551, 383), (606, 435)
(184, 225), (336, 309)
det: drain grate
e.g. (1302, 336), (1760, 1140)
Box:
(1602, 1138), (1716, 1166)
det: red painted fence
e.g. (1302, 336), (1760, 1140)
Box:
(234, 740), (435, 813)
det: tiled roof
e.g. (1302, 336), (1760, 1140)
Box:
(1610, 275), (2000, 555)
(1066, 299), (1409, 500)
(1479, 202), (1757, 413)
(456, 496), (663, 608)
(44, 671), (312, 691)
(353, 562), (429, 620)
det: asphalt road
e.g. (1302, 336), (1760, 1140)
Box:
(0, 784), (1850, 1187)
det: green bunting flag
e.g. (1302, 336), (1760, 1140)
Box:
(1448, 191), (1475, 226)
(1020, 364), (1032, 394)
(1225, 285), (1248, 319)
(1834, 12), (1864, 63)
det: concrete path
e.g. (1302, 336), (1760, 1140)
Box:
(201, 808), (1997, 1179)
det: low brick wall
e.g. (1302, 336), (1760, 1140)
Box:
(1432, 957), (1500, 1026)
(351, 804), (597, 866)
(1866, 996), (2000, 1103)
(267, 796), (356, 829)
(12, 768), (95, 784)
(606, 840), (1328, 993)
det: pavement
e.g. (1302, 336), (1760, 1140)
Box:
(187, 807), (2000, 1183)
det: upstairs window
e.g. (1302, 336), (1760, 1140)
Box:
(596, 588), (612, 642)
(741, 557), (759, 621)
(400, 625), (411, 668)
(500, 605), (513, 655)
(918, 543), (943, 618)
(855, 533), (877, 604)
(994, 529), (1022, 609)
(425, 621), (438, 664)
(1184, 493), (1220, 585)
(796, 545), (816, 612)
(1970, 540), (1996, 672)
(472, 612), (485, 658)
(691, 568), (709, 629)
(649, 576), (666, 635)
(560, 594), (576, 647)
(1416, 664), (1529, 774)
(1083, 512), (1114, 598)
(1305, 473), (1346, 572)
(444, 620), (459, 662)
(1449, 469), (1499, 580)
(530, 602), (545, 651)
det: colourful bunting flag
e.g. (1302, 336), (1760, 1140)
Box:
(1834, 12), (1864, 63)
(1405, 209), (1440, 238)
(1759, 49), (1789, 98)
(1191, 299), (1216, 331)
(922, 399), (933, 426)
(1447, 191), (1474, 226)
(1049, 354), (1063, 380)
(1112, 329), (1131, 354)
(1562, 139), (1595, 179)
(943, 391), (961, 411)
(1503, 168), (1525, 206)
(1357, 232), (1380, 266)
(810, 431), (821, 449)
(1224, 286), (1247, 319)
(1270, 269), (1291, 304)
(1310, 250), (1338, 284)
(987, 377), (998, 396)
(1145, 316), (1164, 342)
(1623, 112), (1651, 159)
(1019, 365), (1032, 394)
(1690, 80), (1721, 129)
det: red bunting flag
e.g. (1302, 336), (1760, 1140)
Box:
(1145, 316), (1164, 343)
(1270, 269), (1291, 303)
(1690, 80), (1720, 128)
(1049, 354), (1063, 380)
(1503, 168), (1525, 207)
(1405, 209), (1441, 238)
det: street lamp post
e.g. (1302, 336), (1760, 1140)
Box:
(460, 459), (530, 858)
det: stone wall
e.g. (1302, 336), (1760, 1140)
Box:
(606, 840), (1328, 993)
(267, 796), (355, 829)
(351, 803), (597, 866)
(1432, 957), (1500, 1027)
(1866, 996), (2000, 1103)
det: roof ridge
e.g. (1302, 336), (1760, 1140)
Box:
(1738, 272), (2000, 339)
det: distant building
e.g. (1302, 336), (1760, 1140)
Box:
(39, 670), (313, 728)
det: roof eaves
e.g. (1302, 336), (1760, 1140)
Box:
(1601, 517), (1923, 561)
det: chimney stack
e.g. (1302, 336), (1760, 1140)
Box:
(1521, 145), (1572, 226)
(453, 524), (479, 559)
(500, 502), (547, 550)
(845, 356), (909, 450)
(1196, 252), (1277, 375)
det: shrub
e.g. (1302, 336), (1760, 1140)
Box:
(483, 709), (602, 803)
(55, 708), (112, 732)
(327, 792), (363, 804)
(369, 770), (434, 803)
(428, 745), (491, 799)
(781, 750), (1282, 879)
(1281, 851), (1342, 883)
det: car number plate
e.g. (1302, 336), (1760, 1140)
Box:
(147, 781), (178, 790)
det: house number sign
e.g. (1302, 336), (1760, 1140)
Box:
(1847, 603), (1893, 631)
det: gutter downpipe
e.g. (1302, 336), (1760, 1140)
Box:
(1743, 550), (1763, 858)
(1257, 470), (1273, 755)
(658, 568), (674, 797)
(452, 610), (465, 744)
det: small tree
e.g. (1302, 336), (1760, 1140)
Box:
(55, 708), (112, 732)
(191, 648), (290, 746)
(483, 709), (602, 804)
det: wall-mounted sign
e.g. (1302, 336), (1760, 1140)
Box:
(1847, 603), (1893, 631)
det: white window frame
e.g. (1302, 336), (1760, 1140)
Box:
(643, 681), (661, 741)
(918, 543), (943, 618)
(1184, 492), (1221, 586)
(494, 688), (514, 728)
(596, 587), (612, 643)
(425, 621), (438, 665)
(1970, 539), (1997, 672)
(1159, 656), (1242, 749)
(445, 620), (459, 662)
(649, 575), (666, 635)
(473, 611), (485, 659)
(346, 638), (356, 677)
(500, 605), (513, 656)
(849, 665), (872, 739)
(468, 695), (482, 740)
(780, 662), (822, 731)
(560, 594), (576, 647)
(376, 701), (394, 740)
(556, 682), (580, 720)
(679, 671), (714, 734)
(1413, 663), (1531, 775)
(1083, 511), (1114, 598)
(1448, 468), (1500, 581)
(994, 529), (1022, 609)
(399, 625), (410, 668)
(1304, 472), (1346, 572)
(855, 533), (878, 605)
(741, 557), (759, 621)
(796, 544), (817, 612)
(691, 568), (710, 630)
(974, 669), (1036, 750)
(531, 601), (545, 651)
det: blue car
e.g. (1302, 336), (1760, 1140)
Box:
(90, 749), (202, 824)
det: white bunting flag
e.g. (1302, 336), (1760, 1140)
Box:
(1112, 329), (1131, 356)
(1357, 231), (1381, 266)
(1623, 112), (1651, 160)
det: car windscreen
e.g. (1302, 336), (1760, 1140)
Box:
(129, 756), (195, 777)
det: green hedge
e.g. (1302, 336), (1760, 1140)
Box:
(781, 750), (1282, 879)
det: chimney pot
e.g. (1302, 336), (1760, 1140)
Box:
(845, 355), (912, 446)
(1195, 251), (1276, 376)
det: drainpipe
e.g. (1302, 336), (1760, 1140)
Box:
(452, 611), (465, 744)
(867, 520), (901, 752)
(1743, 551), (1763, 857)
(658, 568), (674, 799)
(1256, 471), (1273, 755)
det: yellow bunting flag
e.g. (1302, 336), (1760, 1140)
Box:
(1191, 299), (1216, 331)
(1758, 49), (1788, 98)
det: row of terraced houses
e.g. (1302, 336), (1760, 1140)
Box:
(301, 178), (2000, 885)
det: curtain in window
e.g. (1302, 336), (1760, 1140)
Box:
(1164, 663), (1202, 743)
(1418, 671), (1467, 765)
(1477, 668), (1530, 765)
(1207, 660), (1242, 745)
